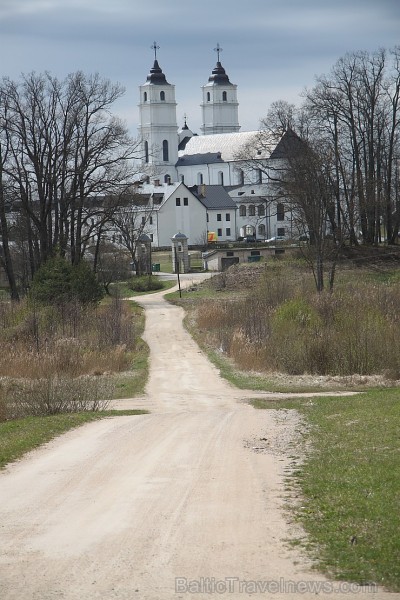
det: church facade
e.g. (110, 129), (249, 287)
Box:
(137, 47), (292, 244)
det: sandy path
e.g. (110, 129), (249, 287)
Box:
(0, 274), (397, 599)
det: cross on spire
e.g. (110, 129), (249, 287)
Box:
(214, 43), (223, 62)
(151, 41), (160, 60)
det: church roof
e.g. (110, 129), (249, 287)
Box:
(144, 59), (169, 85)
(190, 185), (237, 210)
(177, 131), (275, 164)
(269, 128), (307, 159)
(137, 181), (180, 201)
(206, 61), (233, 86)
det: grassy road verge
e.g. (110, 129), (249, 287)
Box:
(252, 389), (400, 590)
(0, 410), (148, 470)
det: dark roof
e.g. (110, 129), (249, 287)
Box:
(152, 193), (164, 205)
(176, 152), (224, 166)
(270, 128), (306, 159)
(190, 185), (237, 210)
(131, 194), (151, 206)
(146, 59), (169, 85)
(208, 61), (233, 85)
(178, 136), (193, 151)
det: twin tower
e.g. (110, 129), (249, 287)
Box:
(139, 44), (240, 176)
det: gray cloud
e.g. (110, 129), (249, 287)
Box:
(0, 0), (398, 133)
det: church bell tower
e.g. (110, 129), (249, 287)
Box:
(201, 44), (240, 135)
(139, 43), (178, 181)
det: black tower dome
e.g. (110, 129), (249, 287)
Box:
(146, 59), (169, 85)
(208, 61), (232, 85)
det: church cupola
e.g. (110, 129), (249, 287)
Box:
(178, 115), (194, 149)
(139, 42), (178, 181)
(201, 44), (240, 135)
(146, 59), (169, 85)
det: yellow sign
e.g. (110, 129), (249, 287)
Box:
(207, 231), (217, 242)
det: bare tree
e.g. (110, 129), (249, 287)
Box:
(276, 136), (343, 291)
(304, 47), (400, 245)
(0, 71), (143, 297)
(111, 194), (154, 276)
(95, 241), (131, 295)
(0, 147), (19, 299)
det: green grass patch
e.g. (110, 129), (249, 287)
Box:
(110, 278), (176, 298)
(252, 389), (400, 590)
(113, 338), (149, 398)
(151, 251), (173, 273)
(0, 410), (148, 470)
(111, 301), (149, 398)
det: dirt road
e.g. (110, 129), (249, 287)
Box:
(0, 274), (396, 599)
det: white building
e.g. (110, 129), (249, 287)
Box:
(110, 181), (238, 248)
(126, 182), (206, 247)
(136, 46), (294, 244)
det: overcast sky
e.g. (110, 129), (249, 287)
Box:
(0, 0), (399, 136)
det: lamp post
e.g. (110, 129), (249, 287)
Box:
(175, 249), (182, 298)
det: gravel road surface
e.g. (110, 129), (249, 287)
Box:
(0, 274), (396, 599)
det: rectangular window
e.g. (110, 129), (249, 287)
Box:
(149, 234), (153, 242)
(217, 213), (222, 221)
(176, 198), (181, 206)
(149, 216), (153, 225)
(226, 213), (230, 221)
(141, 216), (146, 225)
(207, 214), (209, 222)
(226, 228), (231, 236)
(184, 198), (188, 206)
(217, 228), (222, 237)
(277, 227), (285, 237)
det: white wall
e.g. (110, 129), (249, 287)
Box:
(207, 208), (236, 242)
(156, 185), (207, 247)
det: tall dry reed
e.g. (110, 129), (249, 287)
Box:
(196, 265), (400, 377)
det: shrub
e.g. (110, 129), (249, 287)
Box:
(4, 376), (113, 419)
(193, 264), (400, 377)
(30, 256), (72, 304)
(30, 256), (104, 305)
(71, 260), (104, 304)
(128, 275), (163, 292)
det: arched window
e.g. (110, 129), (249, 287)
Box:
(197, 172), (204, 185)
(237, 169), (244, 185)
(248, 204), (255, 217)
(162, 140), (169, 162)
(222, 91), (227, 102)
(277, 203), (285, 221)
(258, 204), (265, 217)
(144, 140), (149, 163)
(218, 171), (224, 185)
(207, 92), (210, 102)
(180, 174), (185, 183)
(164, 174), (171, 183)
(258, 224), (266, 237)
(143, 92), (147, 102)
(257, 169), (262, 183)
(239, 205), (246, 217)
(160, 91), (165, 101)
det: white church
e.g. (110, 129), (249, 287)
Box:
(130, 45), (293, 246)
